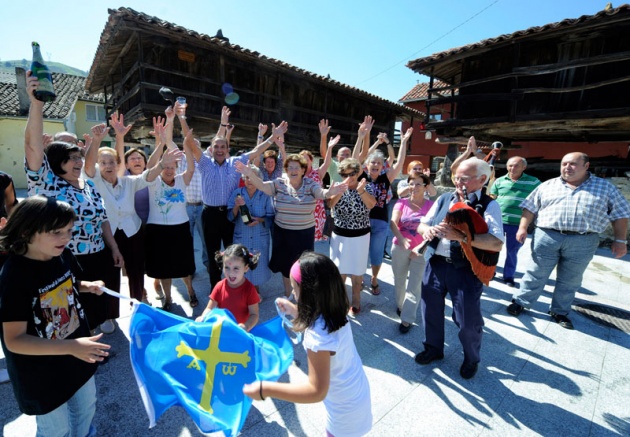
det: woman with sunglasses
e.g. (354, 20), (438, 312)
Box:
(328, 158), (376, 316)
(390, 171), (434, 333)
(24, 71), (123, 336)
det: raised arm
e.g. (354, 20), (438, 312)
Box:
(247, 121), (288, 163)
(110, 112), (133, 177)
(217, 106), (231, 138)
(352, 116), (372, 161)
(235, 161), (275, 196)
(318, 119), (331, 158)
(83, 123), (110, 178)
(357, 116), (375, 164)
(163, 105), (178, 150)
(386, 140), (395, 169)
(182, 130), (196, 185)
(388, 127), (412, 182)
(174, 100), (191, 137)
(147, 117), (167, 169)
(254, 123), (268, 165)
(450, 136), (477, 174)
(318, 134), (339, 180)
(24, 71), (46, 171)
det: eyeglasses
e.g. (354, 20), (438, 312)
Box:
(339, 171), (358, 177)
(67, 155), (84, 162)
(453, 175), (479, 183)
(287, 166), (303, 172)
(408, 182), (427, 187)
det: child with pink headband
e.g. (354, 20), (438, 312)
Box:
(243, 252), (372, 436)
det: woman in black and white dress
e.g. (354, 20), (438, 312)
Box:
(328, 158), (376, 316)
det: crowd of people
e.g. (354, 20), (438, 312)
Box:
(0, 70), (629, 436)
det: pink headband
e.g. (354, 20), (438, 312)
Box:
(289, 260), (301, 284)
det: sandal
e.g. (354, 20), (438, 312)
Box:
(370, 282), (381, 296)
(189, 294), (199, 308)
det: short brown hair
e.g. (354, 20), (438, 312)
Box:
(283, 154), (308, 172)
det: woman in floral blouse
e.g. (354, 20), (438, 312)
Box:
(144, 130), (196, 310)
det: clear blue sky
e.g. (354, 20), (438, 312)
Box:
(0, 0), (612, 102)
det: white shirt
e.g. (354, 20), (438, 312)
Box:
(84, 167), (151, 237)
(147, 175), (190, 225)
(421, 189), (505, 257)
(303, 318), (372, 437)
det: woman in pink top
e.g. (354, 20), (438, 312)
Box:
(390, 171), (433, 333)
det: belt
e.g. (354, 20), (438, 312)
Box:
(186, 202), (203, 206)
(432, 255), (453, 264)
(204, 205), (227, 211)
(540, 227), (596, 236)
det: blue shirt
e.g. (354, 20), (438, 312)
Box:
(197, 153), (250, 206)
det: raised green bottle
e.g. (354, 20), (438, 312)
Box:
(30, 42), (56, 102)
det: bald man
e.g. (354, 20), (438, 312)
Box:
(489, 156), (540, 286)
(507, 152), (629, 329)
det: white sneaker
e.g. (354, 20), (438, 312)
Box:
(100, 319), (116, 334)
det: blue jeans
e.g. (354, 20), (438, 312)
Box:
(502, 224), (523, 279)
(186, 203), (208, 268)
(368, 219), (389, 267)
(36, 376), (97, 437)
(384, 201), (395, 255)
(513, 228), (600, 315)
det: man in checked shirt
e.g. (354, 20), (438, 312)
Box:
(507, 152), (629, 329)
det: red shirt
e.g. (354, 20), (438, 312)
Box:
(209, 278), (260, 324)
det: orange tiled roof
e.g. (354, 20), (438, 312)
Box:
(399, 80), (458, 102)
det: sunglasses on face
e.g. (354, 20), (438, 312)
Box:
(339, 170), (358, 177)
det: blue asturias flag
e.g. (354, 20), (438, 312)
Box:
(129, 304), (293, 436)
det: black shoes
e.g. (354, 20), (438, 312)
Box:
(507, 300), (524, 316)
(414, 349), (444, 365)
(503, 277), (516, 287)
(399, 323), (411, 334)
(549, 311), (574, 329)
(383, 251), (392, 260)
(460, 362), (478, 379)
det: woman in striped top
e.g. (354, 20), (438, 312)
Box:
(236, 155), (347, 296)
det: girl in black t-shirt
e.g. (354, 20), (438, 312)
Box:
(0, 196), (110, 435)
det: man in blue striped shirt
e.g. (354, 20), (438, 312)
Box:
(192, 121), (288, 288)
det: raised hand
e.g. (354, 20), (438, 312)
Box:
(91, 123), (109, 143)
(402, 127), (414, 142)
(150, 116), (166, 138)
(164, 105), (175, 121)
(221, 106), (231, 125)
(377, 132), (389, 144)
(272, 121), (289, 138)
(358, 116), (374, 138)
(110, 112), (132, 137)
(328, 134), (341, 149)
(235, 160), (253, 176)
(357, 178), (368, 192)
(258, 123), (268, 137)
(42, 133), (53, 147)
(161, 147), (184, 167)
(174, 100), (186, 118)
(466, 136), (477, 155)
(328, 181), (348, 196)
(319, 119), (331, 136)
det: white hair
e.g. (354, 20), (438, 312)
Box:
(462, 157), (491, 182)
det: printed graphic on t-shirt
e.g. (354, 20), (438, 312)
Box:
(38, 277), (81, 340)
